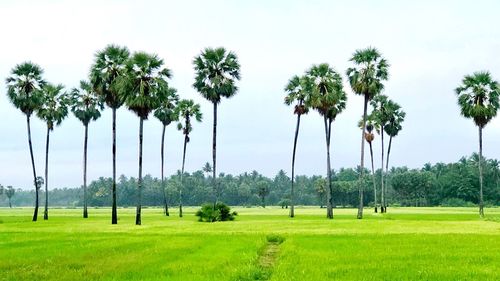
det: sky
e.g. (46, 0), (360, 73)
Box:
(1, 0), (500, 189)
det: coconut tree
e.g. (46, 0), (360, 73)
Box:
(346, 47), (389, 219)
(176, 99), (202, 217)
(193, 47), (240, 206)
(36, 83), (69, 220)
(6, 186), (15, 208)
(306, 63), (347, 219)
(120, 51), (172, 225)
(284, 75), (309, 218)
(5, 62), (45, 221)
(456, 71), (499, 217)
(90, 45), (130, 224)
(70, 80), (104, 218)
(154, 85), (179, 217)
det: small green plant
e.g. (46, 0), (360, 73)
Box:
(195, 202), (238, 222)
(266, 234), (285, 244)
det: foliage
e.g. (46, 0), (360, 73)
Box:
(70, 80), (104, 125)
(195, 202), (238, 222)
(36, 83), (70, 130)
(5, 62), (46, 116)
(153, 85), (179, 126)
(346, 47), (389, 99)
(176, 99), (203, 138)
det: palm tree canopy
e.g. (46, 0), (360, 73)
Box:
(384, 104), (406, 137)
(70, 80), (104, 126)
(193, 47), (240, 104)
(176, 99), (202, 137)
(36, 83), (69, 130)
(120, 52), (172, 119)
(154, 85), (179, 126)
(6, 62), (46, 116)
(456, 71), (500, 128)
(305, 63), (347, 120)
(370, 94), (394, 127)
(89, 44), (130, 109)
(346, 47), (389, 100)
(284, 75), (310, 115)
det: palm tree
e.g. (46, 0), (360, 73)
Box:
(5, 62), (45, 221)
(120, 51), (172, 225)
(36, 83), (69, 220)
(70, 80), (104, 218)
(306, 63), (347, 219)
(284, 75), (309, 218)
(346, 47), (389, 219)
(154, 85), (179, 217)
(193, 47), (240, 207)
(6, 186), (15, 208)
(176, 99), (202, 217)
(90, 45), (130, 224)
(358, 116), (378, 212)
(383, 102), (405, 212)
(456, 71), (499, 217)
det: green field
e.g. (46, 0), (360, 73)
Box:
(0, 207), (499, 281)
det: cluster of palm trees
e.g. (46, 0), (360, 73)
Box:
(6, 44), (240, 225)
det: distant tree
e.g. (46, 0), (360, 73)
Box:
(456, 71), (500, 217)
(202, 162), (212, 179)
(346, 47), (389, 219)
(70, 80), (104, 218)
(6, 186), (15, 208)
(36, 83), (69, 220)
(0, 184), (3, 196)
(284, 75), (309, 217)
(120, 51), (172, 225)
(154, 85), (179, 217)
(256, 180), (270, 207)
(176, 99), (203, 217)
(314, 178), (327, 208)
(5, 62), (45, 221)
(306, 63), (347, 219)
(90, 44), (130, 224)
(193, 47), (240, 207)
(360, 118), (378, 212)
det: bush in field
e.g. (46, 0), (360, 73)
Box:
(195, 202), (238, 222)
(441, 198), (476, 207)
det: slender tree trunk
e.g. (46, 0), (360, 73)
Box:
(324, 116), (334, 219)
(136, 117), (144, 225)
(83, 124), (88, 218)
(384, 136), (393, 213)
(478, 126), (484, 218)
(27, 116), (38, 222)
(43, 126), (50, 220)
(212, 103), (218, 207)
(8, 197), (12, 208)
(290, 112), (302, 218)
(161, 124), (169, 216)
(380, 127), (385, 213)
(111, 108), (118, 224)
(180, 134), (188, 218)
(369, 141), (377, 213)
(357, 95), (369, 219)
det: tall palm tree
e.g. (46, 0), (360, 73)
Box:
(193, 47), (240, 207)
(154, 85), (179, 217)
(358, 116), (378, 212)
(284, 75), (309, 218)
(90, 44), (130, 224)
(120, 51), (172, 225)
(36, 83), (69, 220)
(176, 99), (202, 217)
(306, 63), (347, 219)
(346, 47), (389, 219)
(456, 71), (499, 217)
(5, 62), (45, 221)
(70, 80), (104, 218)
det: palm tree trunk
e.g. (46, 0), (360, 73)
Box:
(111, 108), (118, 224)
(380, 127), (385, 213)
(290, 113), (302, 218)
(324, 116), (334, 219)
(136, 117), (144, 225)
(27, 116), (38, 222)
(179, 134), (188, 218)
(161, 124), (169, 216)
(357, 95), (369, 219)
(43, 126), (50, 220)
(384, 136), (393, 213)
(8, 197), (12, 208)
(369, 142), (377, 213)
(478, 126), (484, 218)
(83, 124), (88, 218)
(212, 103), (218, 207)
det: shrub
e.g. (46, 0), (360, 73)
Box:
(195, 202), (238, 222)
(266, 234), (285, 244)
(441, 198), (475, 207)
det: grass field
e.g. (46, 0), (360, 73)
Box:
(0, 207), (499, 280)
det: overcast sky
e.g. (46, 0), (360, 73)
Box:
(1, 0), (500, 189)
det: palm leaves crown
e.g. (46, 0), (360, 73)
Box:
(70, 80), (104, 125)
(284, 75), (309, 115)
(6, 62), (46, 116)
(176, 99), (202, 138)
(36, 83), (69, 130)
(346, 47), (389, 99)
(193, 47), (241, 104)
(154, 86), (179, 126)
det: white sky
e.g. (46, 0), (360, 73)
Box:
(1, 0), (500, 189)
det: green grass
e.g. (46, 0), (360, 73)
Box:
(0, 207), (499, 280)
